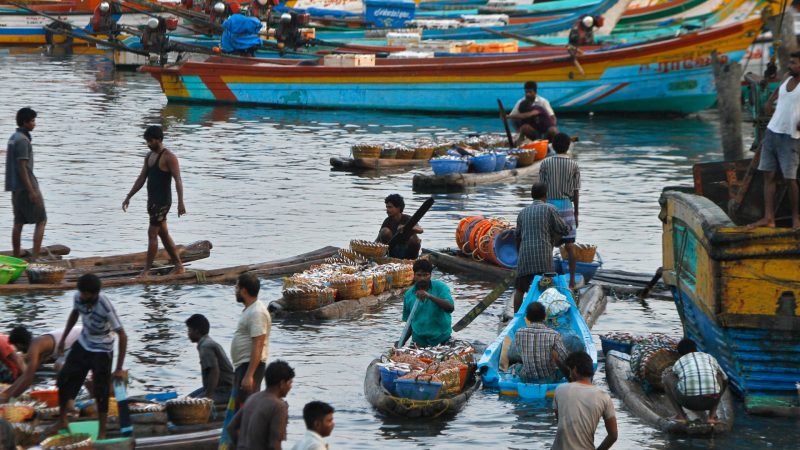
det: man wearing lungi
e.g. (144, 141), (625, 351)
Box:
(539, 133), (581, 288)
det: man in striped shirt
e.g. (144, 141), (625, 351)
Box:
(514, 182), (571, 312)
(662, 338), (728, 424)
(539, 133), (581, 288)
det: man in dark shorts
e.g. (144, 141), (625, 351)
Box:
(54, 274), (127, 440)
(228, 360), (294, 450)
(377, 193), (423, 260)
(122, 125), (186, 277)
(514, 182), (571, 312)
(5, 107), (46, 259)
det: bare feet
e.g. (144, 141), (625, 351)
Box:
(793, 216), (800, 230)
(745, 217), (775, 229)
(670, 414), (688, 424)
(137, 270), (152, 279)
(169, 265), (186, 275)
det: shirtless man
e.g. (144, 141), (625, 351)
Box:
(122, 126), (186, 277)
(0, 325), (82, 402)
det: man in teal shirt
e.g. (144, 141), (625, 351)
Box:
(402, 259), (455, 347)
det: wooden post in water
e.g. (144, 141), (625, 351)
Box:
(765, 9), (798, 75)
(712, 51), (744, 161)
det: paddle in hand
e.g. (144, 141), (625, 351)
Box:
(452, 272), (516, 332)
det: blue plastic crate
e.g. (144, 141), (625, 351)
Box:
(600, 336), (634, 355)
(430, 158), (467, 176)
(394, 378), (442, 400)
(364, 0), (415, 28)
(378, 365), (408, 395)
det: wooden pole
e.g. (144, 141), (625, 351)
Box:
(765, 9), (798, 75)
(712, 50), (744, 161)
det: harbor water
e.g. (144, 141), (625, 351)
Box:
(0, 51), (796, 449)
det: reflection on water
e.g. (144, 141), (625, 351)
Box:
(0, 53), (794, 449)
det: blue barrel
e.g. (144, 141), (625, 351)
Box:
(491, 229), (518, 268)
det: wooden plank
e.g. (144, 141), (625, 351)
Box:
(61, 240), (213, 269)
(0, 244), (70, 258)
(0, 246), (338, 292)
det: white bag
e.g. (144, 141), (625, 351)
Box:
(538, 287), (571, 317)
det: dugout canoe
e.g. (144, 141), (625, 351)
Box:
(330, 156), (429, 171)
(412, 159), (541, 193)
(0, 245), (337, 292)
(364, 358), (481, 418)
(605, 350), (735, 435)
(0, 244), (70, 259)
(268, 286), (407, 320)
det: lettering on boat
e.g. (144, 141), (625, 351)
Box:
(638, 54), (730, 74)
(372, 8), (413, 19)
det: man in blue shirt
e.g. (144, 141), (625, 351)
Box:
(402, 259), (454, 347)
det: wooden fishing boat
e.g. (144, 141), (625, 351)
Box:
(329, 156), (429, 171)
(140, 17), (762, 114)
(605, 350), (735, 435)
(136, 429), (219, 449)
(660, 187), (800, 417)
(412, 158), (541, 192)
(364, 358), (481, 418)
(268, 286), (407, 320)
(0, 244), (70, 259)
(0, 245), (337, 292)
(478, 274), (598, 399)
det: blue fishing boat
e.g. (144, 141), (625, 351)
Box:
(477, 274), (597, 399)
(660, 188), (800, 417)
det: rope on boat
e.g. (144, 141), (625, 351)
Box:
(192, 270), (207, 283)
(392, 397), (451, 418)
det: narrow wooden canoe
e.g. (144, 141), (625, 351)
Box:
(330, 156), (429, 171)
(268, 287), (407, 320)
(412, 160), (541, 192)
(364, 359), (481, 418)
(0, 245), (337, 292)
(135, 429), (220, 449)
(0, 244), (70, 259)
(605, 350), (735, 435)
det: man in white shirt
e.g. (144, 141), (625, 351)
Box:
(749, 51), (800, 230)
(292, 401), (334, 450)
(505, 81), (559, 145)
(230, 272), (271, 411)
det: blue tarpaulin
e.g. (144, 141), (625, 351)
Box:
(220, 14), (263, 53)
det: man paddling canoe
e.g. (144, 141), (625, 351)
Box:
(377, 193), (423, 260)
(401, 259), (454, 347)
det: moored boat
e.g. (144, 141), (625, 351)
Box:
(605, 350), (735, 435)
(268, 285), (406, 320)
(140, 17), (762, 114)
(412, 158), (541, 192)
(660, 188), (800, 416)
(478, 274), (598, 399)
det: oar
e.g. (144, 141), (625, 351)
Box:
(396, 297), (420, 348)
(497, 99), (515, 148)
(386, 197), (435, 249)
(452, 271), (516, 332)
(637, 267), (663, 300)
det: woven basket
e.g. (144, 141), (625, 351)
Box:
(26, 264), (67, 284)
(350, 240), (388, 259)
(512, 150), (536, 167)
(330, 276), (373, 300)
(13, 422), (45, 446)
(165, 398), (213, 425)
(559, 244), (597, 263)
(0, 404), (34, 422)
(282, 286), (336, 311)
(337, 248), (368, 264)
(371, 272), (388, 295)
(643, 349), (680, 391)
(413, 147), (434, 160)
(40, 433), (93, 450)
(395, 148), (415, 160)
(352, 144), (381, 159)
(82, 397), (118, 417)
(380, 147), (397, 159)
(388, 266), (415, 288)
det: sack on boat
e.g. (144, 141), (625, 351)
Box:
(538, 288), (570, 318)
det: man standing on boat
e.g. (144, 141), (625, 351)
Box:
(122, 125), (186, 277)
(539, 133), (581, 288)
(377, 193), (423, 260)
(749, 51), (800, 230)
(662, 338), (728, 425)
(514, 182), (571, 312)
(504, 81), (559, 145)
(552, 351), (617, 450)
(5, 107), (47, 260)
(0, 325), (82, 403)
(402, 259), (454, 347)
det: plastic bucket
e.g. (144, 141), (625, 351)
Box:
(471, 154), (496, 173)
(456, 216), (484, 250)
(395, 379), (442, 400)
(505, 156), (518, 170)
(0, 255), (27, 282)
(430, 159), (467, 176)
(469, 219), (495, 256)
(489, 229), (518, 268)
(379, 365), (408, 395)
(553, 258), (601, 282)
(494, 153), (507, 171)
(522, 140), (548, 160)
(461, 217), (485, 254)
